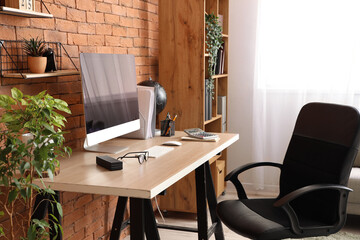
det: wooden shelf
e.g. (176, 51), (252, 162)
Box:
(212, 73), (228, 79)
(2, 70), (79, 79)
(209, 154), (222, 165)
(0, 6), (53, 18)
(204, 114), (222, 125)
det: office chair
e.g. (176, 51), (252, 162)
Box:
(217, 102), (360, 240)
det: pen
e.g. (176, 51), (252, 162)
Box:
(165, 119), (171, 135)
(173, 115), (177, 121)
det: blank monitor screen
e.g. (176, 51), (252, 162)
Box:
(80, 53), (140, 153)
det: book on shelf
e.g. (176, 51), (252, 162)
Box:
(205, 79), (212, 121)
(215, 42), (225, 75)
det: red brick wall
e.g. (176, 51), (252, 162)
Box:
(0, 0), (159, 239)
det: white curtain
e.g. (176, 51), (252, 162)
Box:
(251, 0), (360, 193)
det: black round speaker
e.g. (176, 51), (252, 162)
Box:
(138, 78), (167, 115)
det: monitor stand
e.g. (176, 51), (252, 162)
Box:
(84, 141), (128, 154)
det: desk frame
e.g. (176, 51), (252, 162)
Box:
(34, 132), (238, 240)
(109, 161), (224, 240)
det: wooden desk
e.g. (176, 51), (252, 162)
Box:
(37, 131), (239, 240)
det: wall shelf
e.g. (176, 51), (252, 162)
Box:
(0, 6), (53, 18)
(3, 70), (79, 79)
(0, 40), (79, 79)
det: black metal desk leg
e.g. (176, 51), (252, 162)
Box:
(205, 162), (224, 240)
(195, 164), (208, 240)
(31, 192), (49, 221)
(110, 197), (128, 240)
(48, 191), (62, 240)
(32, 191), (62, 240)
(144, 199), (160, 240)
(130, 198), (145, 240)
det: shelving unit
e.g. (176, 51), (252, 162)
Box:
(159, 0), (229, 213)
(0, 40), (79, 79)
(0, 0), (53, 18)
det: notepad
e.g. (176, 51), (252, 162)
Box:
(145, 145), (174, 158)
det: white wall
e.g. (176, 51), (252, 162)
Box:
(227, 0), (258, 179)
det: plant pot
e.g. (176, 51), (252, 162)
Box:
(27, 56), (47, 73)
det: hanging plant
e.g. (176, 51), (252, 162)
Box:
(205, 13), (223, 98)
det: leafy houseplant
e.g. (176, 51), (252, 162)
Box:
(0, 88), (71, 239)
(23, 37), (47, 74)
(205, 13), (224, 98)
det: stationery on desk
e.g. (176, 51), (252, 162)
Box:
(161, 113), (177, 136)
(182, 128), (220, 142)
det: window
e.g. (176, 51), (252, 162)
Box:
(257, 0), (360, 91)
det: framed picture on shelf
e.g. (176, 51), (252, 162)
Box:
(5, 0), (27, 10)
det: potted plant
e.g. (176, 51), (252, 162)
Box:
(0, 88), (71, 239)
(23, 37), (47, 73)
(205, 13), (224, 98)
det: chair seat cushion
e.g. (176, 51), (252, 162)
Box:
(216, 199), (289, 239)
(217, 198), (335, 240)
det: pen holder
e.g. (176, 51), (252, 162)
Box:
(161, 120), (175, 137)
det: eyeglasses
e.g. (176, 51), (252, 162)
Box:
(117, 151), (149, 164)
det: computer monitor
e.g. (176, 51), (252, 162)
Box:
(80, 53), (140, 154)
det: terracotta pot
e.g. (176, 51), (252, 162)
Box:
(27, 56), (47, 73)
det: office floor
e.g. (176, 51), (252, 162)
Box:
(124, 188), (360, 240)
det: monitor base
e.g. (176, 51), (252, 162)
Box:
(84, 142), (129, 154)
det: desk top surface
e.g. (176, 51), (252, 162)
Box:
(40, 131), (239, 199)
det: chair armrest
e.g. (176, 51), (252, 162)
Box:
(274, 184), (353, 235)
(226, 162), (282, 199)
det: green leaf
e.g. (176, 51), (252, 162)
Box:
(13, 178), (21, 188)
(24, 161), (30, 170)
(26, 187), (32, 198)
(49, 213), (58, 222)
(54, 104), (71, 114)
(43, 188), (56, 195)
(29, 183), (41, 191)
(0, 95), (16, 109)
(56, 202), (63, 217)
(1, 113), (15, 123)
(2, 176), (9, 187)
(0, 211), (4, 217)
(27, 224), (36, 240)
(43, 122), (56, 133)
(11, 88), (23, 100)
(8, 190), (18, 203)
(54, 98), (68, 107)
(52, 223), (59, 240)
(20, 98), (28, 105)
(20, 188), (27, 200)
